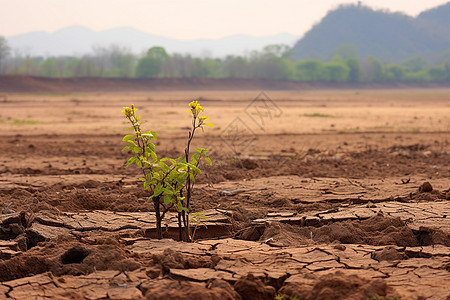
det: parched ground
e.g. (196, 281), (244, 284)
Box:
(0, 86), (449, 299)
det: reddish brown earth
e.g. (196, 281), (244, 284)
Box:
(0, 81), (449, 299)
(1, 75), (450, 93)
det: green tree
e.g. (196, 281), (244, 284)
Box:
(262, 44), (291, 58)
(345, 58), (362, 82)
(247, 45), (295, 80)
(428, 66), (447, 81)
(136, 46), (169, 78)
(0, 36), (10, 73)
(363, 57), (385, 82)
(66, 57), (96, 77)
(444, 62), (450, 81)
(402, 70), (430, 82)
(223, 56), (248, 78)
(203, 58), (222, 78)
(402, 57), (427, 72)
(386, 64), (405, 81)
(103, 45), (136, 77)
(39, 58), (59, 77)
(16, 58), (39, 75)
(296, 59), (323, 81)
(322, 61), (350, 82)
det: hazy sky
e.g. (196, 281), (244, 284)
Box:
(1, 0), (449, 39)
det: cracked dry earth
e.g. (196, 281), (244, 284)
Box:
(0, 105), (449, 298)
(0, 142), (449, 300)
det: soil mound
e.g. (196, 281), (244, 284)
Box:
(0, 237), (140, 282)
(2, 75), (450, 93)
(141, 278), (240, 300)
(240, 213), (450, 247)
(280, 271), (399, 300)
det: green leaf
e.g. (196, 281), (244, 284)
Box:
(154, 183), (162, 196)
(136, 159), (142, 168)
(121, 146), (131, 151)
(147, 143), (156, 152)
(126, 157), (136, 167)
(133, 146), (141, 154)
(162, 188), (174, 195)
(143, 181), (149, 190)
(205, 157), (212, 165)
(127, 140), (137, 147)
(186, 163), (201, 174)
(150, 151), (157, 162)
(136, 115), (141, 121)
(122, 134), (134, 141)
(143, 131), (157, 140)
(203, 123), (214, 127)
(163, 195), (171, 205)
(158, 161), (170, 172)
(176, 201), (183, 212)
(147, 179), (157, 186)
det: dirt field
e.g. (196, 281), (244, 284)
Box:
(0, 81), (449, 299)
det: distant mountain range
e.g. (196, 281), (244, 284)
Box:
(6, 2), (450, 62)
(292, 2), (450, 62)
(6, 26), (298, 57)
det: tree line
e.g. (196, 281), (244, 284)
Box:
(1, 36), (450, 82)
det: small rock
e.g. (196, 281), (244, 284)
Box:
(418, 182), (433, 193)
(372, 246), (404, 261)
(333, 244), (346, 251)
(146, 266), (161, 279)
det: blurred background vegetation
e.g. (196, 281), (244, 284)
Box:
(1, 3), (450, 83)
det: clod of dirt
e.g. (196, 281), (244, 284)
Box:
(0, 254), (49, 282)
(233, 273), (276, 300)
(372, 246), (405, 261)
(0, 223), (24, 240)
(25, 227), (48, 249)
(152, 248), (219, 273)
(332, 244), (346, 251)
(61, 245), (90, 264)
(418, 181), (433, 192)
(145, 266), (161, 279)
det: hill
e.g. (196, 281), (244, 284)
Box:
(291, 2), (450, 62)
(6, 26), (298, 58)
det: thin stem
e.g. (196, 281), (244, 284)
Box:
(178, 212), (182, 241)
(182, 116), (198, 242)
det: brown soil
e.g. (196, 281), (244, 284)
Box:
(1, 75), (450, 93)
(0, 85), (449, 299)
